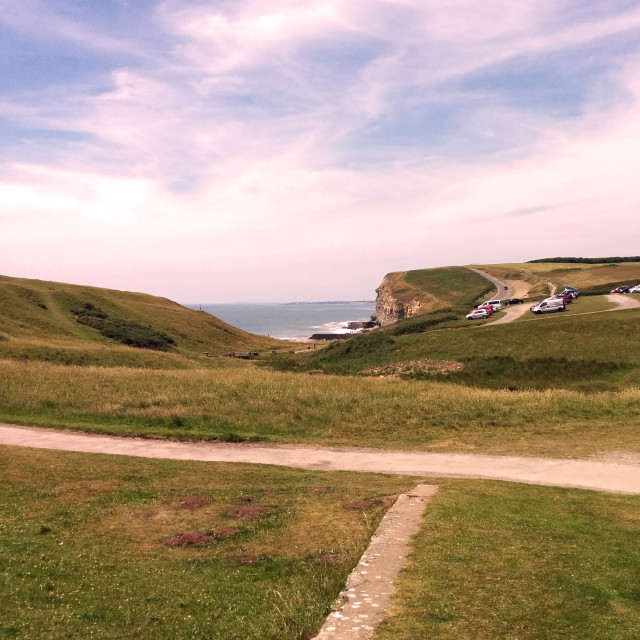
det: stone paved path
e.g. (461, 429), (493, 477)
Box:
(314, 485), (438, 640)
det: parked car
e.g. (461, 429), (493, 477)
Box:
(476, 304), (494, 315)
(479, 299), (503, 311)
(630, 285), (640, 293)
(562, 286), (579, 297)
(466, 308), (490, 319)
(610, 286), (630, 294)
(505, 298), (524, 305)
(549, 293), (573, 304)
(530, 300), (566, 314)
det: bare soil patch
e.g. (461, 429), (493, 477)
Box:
(362, 358), (463, 378)
(230, 496), (254, 504)
(163, 532), (214, 547)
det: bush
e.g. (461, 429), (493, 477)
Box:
(71, 302), (175, 351)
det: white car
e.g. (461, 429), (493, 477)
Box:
(466, 308), (490, 319)
(630, 285), (640, 293)
(530, 300), (566, 314)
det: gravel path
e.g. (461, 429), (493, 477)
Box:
(1, 424), (639, 494)
(607, 293), (640, 309)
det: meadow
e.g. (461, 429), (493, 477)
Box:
(3, 358), (640, 458)
(2, 447), (639, 639)
(2, 267), (640, 638)
(0, 445), (415, 640)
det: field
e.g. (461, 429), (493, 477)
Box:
(480, 261), (640, 296)
(2, 447), (639, 640)
(379, 267), (493, 316)
(2, 265), (640, 638)
(3, 356), (640, 458)
(0, 445), (415, 640)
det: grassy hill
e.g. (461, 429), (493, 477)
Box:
(480, 261), (640, 296)
(0, 275), (287, 367)
(268, 260), (640, 391)
(376, 267), (493, 323)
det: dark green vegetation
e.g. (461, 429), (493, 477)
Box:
(530, 256), (640, 263)
(376, 481), (640, 640)
(72, 302), (176, 351)
(267, 304), (640, 391)
(0, 446), (415, 640)
(0, 275), (288, 367)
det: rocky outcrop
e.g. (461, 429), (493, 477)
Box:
(375, 272), (429, 326)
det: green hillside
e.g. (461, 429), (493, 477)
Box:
(0, 275), (287, 367)
(379, 267), (493, 317)
(268, 261), (640, 390)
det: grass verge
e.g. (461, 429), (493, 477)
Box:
(376, 479), (640, 639)
(2, 359), (640, 457)
(0, 445), (415, 640)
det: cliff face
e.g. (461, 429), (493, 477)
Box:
(375, 272), (428, 326)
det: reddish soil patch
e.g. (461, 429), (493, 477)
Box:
(228, 506), (274, 519)
(212, 527), (239, 539)
(231, 496), (253, 504)
(176, 494), (211, 510)
(163, 533), (214, 547)
(344, 500), (379, 510)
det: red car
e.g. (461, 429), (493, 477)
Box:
(610, 286), (630, 294)
(550, 293), (573, 304)
(476, 304), (494, 315)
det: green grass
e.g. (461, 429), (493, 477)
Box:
(379, 267), (493, 318)
(3, 359), (640, 458)
(0, 445), (416, 640)
(2, 448), (639, 639)
(274, 305), (640, 390)
(0, 274), (289, 363)
(376, 480), (640, 639)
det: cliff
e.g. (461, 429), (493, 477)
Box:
(374, 272), (438, 325)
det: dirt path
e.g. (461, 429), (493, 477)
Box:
(1, 424), (639, 494)
(607, 293), (640, 309)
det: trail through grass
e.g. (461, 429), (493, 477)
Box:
(3, 359), (640, 457)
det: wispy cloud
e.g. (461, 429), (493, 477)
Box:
(2, 1), (640, 300)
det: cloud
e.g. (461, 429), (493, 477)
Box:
(2, 1), (640, 301)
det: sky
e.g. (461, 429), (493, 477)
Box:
(2, 1), (640, 303)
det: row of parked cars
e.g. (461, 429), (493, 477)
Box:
(529, 287), (579, 314)
(611, 284), (640, 293)
(465, 285), (580, 319)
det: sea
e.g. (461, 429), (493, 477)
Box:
(188, 301), (376, 340)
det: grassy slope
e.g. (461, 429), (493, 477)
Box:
(278, 300), (640, 389)
(0, 275), (288, 366)
(481, 261), (640, 295)
(382, 267), (493, 316)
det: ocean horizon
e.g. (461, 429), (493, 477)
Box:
(187, 301), (376, 340)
